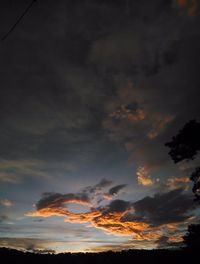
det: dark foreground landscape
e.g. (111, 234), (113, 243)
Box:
(0, 248), (198, 264)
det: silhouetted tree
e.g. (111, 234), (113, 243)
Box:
(165, 120), (200, 249)
(165, 120), (200, 164)
(165, 120), (200, 201)
(183, 224), (200, 249)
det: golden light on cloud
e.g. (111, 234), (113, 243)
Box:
(92, 211), (150, 237)
(27, 199), (184, 244)
(27, 206), (152, 239)
(168, 235), (183, 243)
(26, 181), (195, 250)
(166, 177), (190, 189)
(136, 166), (154, 186)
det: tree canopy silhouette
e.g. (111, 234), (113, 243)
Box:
(165, 120), (200, 163)
(165, 120), (200, 202)
(165, 120), (200, 249)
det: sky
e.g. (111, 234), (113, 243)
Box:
(0, 0), (200, 253)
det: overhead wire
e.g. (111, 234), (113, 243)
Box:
(1, 0), (37, 41)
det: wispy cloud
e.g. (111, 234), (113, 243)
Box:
(0, 172), (19, 184)
(147, 115), (175, 139)
(0, 199), (13, 208)
(0, 237), (61, 253)
(0, 159), (60, 184)
(0, 214), (10, 223)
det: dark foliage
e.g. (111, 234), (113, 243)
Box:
(165, 120), (200, 163)
(165, 120), (200, 250)
(165, 120), (200, 202)
(0, 248), (197, 264)
(183, 224), (200, 249)
(190, 167), (200, 202)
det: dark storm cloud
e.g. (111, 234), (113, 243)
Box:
(124, 189), (195, 225)
(105, 199), (131, 213)
(89, 0), (184, 75)
(0, 0), (199, 172)
(0, 0), (114, 164)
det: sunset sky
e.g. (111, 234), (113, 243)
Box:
(0, 0), (200, 253)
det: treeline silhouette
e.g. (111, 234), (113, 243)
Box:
(0, 247), (198, 264)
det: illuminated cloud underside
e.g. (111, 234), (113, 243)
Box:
(26, 182), (196, 247)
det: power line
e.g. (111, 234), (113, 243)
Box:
(1, 0), (37, 41)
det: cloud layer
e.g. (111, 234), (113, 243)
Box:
(0, 0), (200, 253)
(27, 180), (196, 246)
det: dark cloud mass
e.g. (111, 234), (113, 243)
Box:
(82, 178), (113, 195)
(126, 189), (195, 225)
(0, 0), (200, 253)
(106, 199), (131, 213)
(108, 184), (127, 196)
(35, 192), (90, 210)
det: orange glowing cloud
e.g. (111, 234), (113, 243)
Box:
(27, 206), (151, 238)
(26, 200), (185, 243)
(168, 234), (183, 242)
(26, 185), (195, 245)
(27, 192), (152, 238)
(26, 206), (102, 223)
(92, 210), (150, 237)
